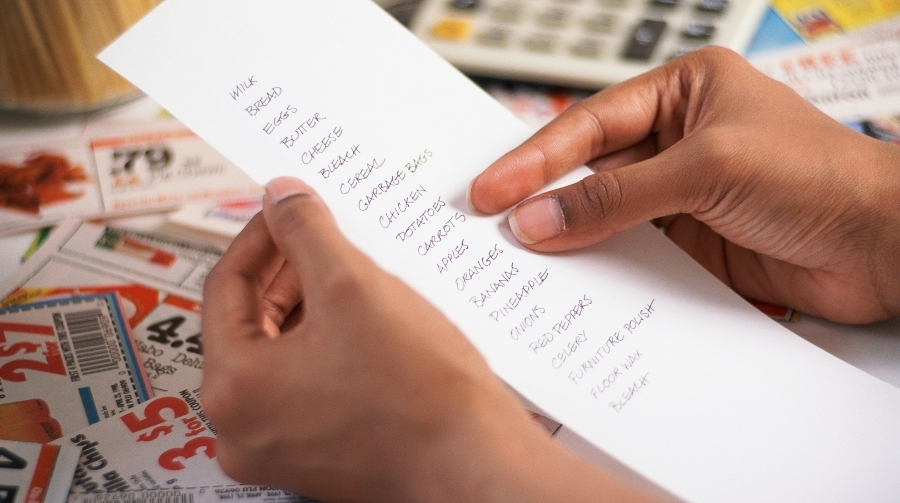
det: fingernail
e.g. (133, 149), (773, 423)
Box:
(465, 176), (482, 215)
(265, 177), (313, 204)
(508, 196), (565, 245)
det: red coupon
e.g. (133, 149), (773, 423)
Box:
(53, 389), (233, 492)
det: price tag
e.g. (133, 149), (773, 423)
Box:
(53, 389), (231, 493)
(0, 293), (152, 438)
(132, 296), (203, 395)
(89, 123), (262, 214)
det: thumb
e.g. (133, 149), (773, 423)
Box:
(263, 176), (368, 293)
(506, 145), (707, 252)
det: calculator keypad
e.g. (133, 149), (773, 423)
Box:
(411, 0), (767, 88)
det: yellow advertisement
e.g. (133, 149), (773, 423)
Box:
(772, 0), (900, 39)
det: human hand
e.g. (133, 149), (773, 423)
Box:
(202, 177), (656, 503)
(468, 47), (900, 324)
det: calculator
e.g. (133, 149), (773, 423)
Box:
(408, 0), (770, 89)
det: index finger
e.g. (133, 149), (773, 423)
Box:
(468, 58), (691, 214)
(202, 212), (285, 358)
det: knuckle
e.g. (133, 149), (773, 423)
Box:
(687, 46), (744, 71)
(569, 101), (608, 155)
(574, 172), (625, 223)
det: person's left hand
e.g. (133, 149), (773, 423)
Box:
(201, 177), (652, 503)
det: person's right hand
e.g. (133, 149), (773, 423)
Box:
(468, 47), (900, 324)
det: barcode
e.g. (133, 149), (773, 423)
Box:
(71, 495), (194, 503)
(128, 497), (193, 503)
(66, 309), (118, 375)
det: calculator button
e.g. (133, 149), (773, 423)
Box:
(622, 19), (666, 60)
(537, 7), (571, 28)
(682, 23), (715, 40)
(430, 19), (472, 41)
(491, 3), (525, 22)
(448, 0), (480, 11)
(650, 0), (678, 7)
(696, 0), (727, 14)
(570, 38), (604, 58)
(478, 27), (513, 46)
(583, 13), (618, 33)
(523, 33), (559, 52)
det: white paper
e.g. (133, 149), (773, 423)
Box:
(100, 1), (900, 501)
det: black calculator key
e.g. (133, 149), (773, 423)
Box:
(682, 23), (715, 40)
(449, 0), (480, 10)
(696, 0), (727, 14)
(651, 0), (679, 7)
(622, 19), (666, 60)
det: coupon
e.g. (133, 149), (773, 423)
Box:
(0, 440), (82, 503)
(51, 389), (297, 498)
(771, 0), (900, 40)
(66, 486), (316, 503)
(0, 220), (223, 304)
(751, 19), (900, 122)
(131, 296), (203, 395)
(168, 197), (262, 238)
(86, 122), (262, 216)
(0, 221), (221, 394)
(3, 288), (203, 395)
(0, 140), (102, 236)
(0, 120), (262, 236)
(0, 293), (152, 439)
(1, 284), (163, 329)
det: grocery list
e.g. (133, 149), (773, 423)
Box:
(100, 2), (900, 501)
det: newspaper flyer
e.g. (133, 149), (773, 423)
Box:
(0, 221), (219, 394)
(751, 18), (900, 122)
(0, 120), (262, 236)
(0, 440), (82, 503)
(169, 198), (262, 238)
(0, 293), (152, 438)
(771, 0), (900, 40)
(51, 389), (310, 502)
(0, 220), (220, 305)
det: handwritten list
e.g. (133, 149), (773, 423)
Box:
(100, 2), (900, 501)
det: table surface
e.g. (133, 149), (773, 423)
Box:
(2, 39), (898, 497)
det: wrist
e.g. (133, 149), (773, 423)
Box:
(865, 138), (900, 318)
(404, 378), (657, 503)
